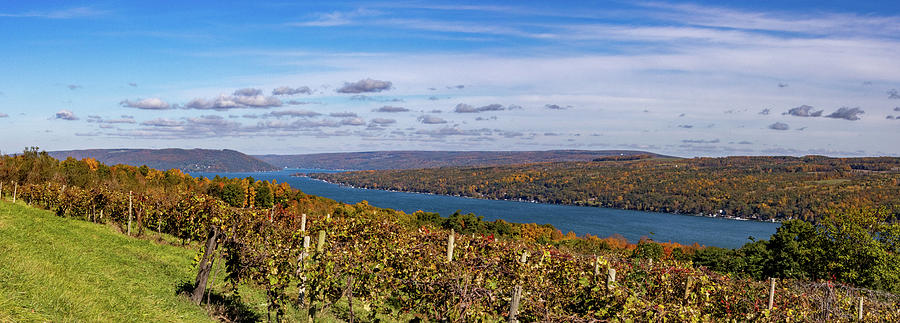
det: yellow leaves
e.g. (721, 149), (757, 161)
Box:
(81, 157), (99, 171)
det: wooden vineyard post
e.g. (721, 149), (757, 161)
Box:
(858, 296), (863, 320)
(128, 191), (133, 236)
(298, 235), (311, 303)
(767, 278), (776, 310)
(190, 227), (219, 305)
(300, 213), (306, 232)
(310, 231), (326, 322)
(519, 250), (529, 264)
(1, 182), (3, 200)
(317, 230), (326, 253)
(13, 182), (16, 203)
(607, 266), (616, 291)
(683, 276), (694, 303)
(508, 285), (522, 323)
(594, 255), (600, 276)
(447, 229), (455, 262)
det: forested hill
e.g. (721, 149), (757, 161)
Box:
(48, 148), (278, 172)
(308, 155), (900, 221)
(255, 150), (670, 170)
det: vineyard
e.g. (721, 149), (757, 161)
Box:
(2, 149), (899, 321)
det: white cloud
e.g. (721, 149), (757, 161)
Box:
(337, 78), (393, 93)
(55, 110), (78, 121)
(120, 98), (171, 110)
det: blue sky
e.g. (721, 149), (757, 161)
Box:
(1, 1), (899, 156)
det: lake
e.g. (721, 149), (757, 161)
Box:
(192, 169), (780, 249)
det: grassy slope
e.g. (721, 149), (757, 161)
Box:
(0, 200), (374, 323)
(0, 200), (213, 322)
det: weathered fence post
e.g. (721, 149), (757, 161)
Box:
(1, 182), (4, 199)
(594, 255), (600, 276)
(316, 230), (326, 253)
(310, 232), (325, 322)
(508, 285), (522, 323)
(858, 296), (863, 320)
(298, 235), (311, 303)
(767, 278), (776, 310)
(13, 182), (17, 203)
(127, 191), (133, 236)
(684, 276), (694, 302)
(447, 229), (455, 262)
(300, 213), (306, 232)
(190, 227), (219, 305)
(607, 266), (616, 290)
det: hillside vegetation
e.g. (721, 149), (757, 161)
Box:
(2, 148), (899, 321)
(308, 155), (900, 221)
(49, 148), (278, 172)
(255, 150), (668, 170)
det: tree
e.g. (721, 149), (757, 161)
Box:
(632, 240), (664, 260)
(765, 220), (822, 280)
(222, 182), (245, 208)
(255, 181), (274, 209)
(820, 208), (900, 292)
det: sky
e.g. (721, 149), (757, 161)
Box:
(1, 1), (899, 157)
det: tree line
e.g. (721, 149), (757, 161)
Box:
(309, 155), (900, 221)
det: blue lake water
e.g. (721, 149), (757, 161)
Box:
(192, 169), (780, 249)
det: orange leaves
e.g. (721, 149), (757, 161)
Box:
(81, 157), (99, 171)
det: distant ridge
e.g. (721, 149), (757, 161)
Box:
(48, 148), (278, 172)
(255, 150), (674, 170)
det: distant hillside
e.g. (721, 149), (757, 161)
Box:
(309, 155), (900, 221)
(48, 148), (278, 172)
(255, 150), (673, 170)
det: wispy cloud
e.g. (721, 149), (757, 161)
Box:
(374, 106), (409, 112)
(141, 118), (183, 127)
(453, 103), (506, 113)
(370, 118), (396, 125)
(768, 122), (789, 130)
(268, 109), (322, 118)
(120, 98), (171, 110)
(337, 78), (393, 93)
(185, 94), (282, 110)
(0, 7), (107, 19)
(784, 105), (822, 117)
(545, 104), (572, 110)
(825, 107), (864, 121)
(273, 86), (312, 95)
(87, 115), (135, 124)
(233, 88), (263, 97)
(287, 8), (380, 27)
(889, 89), (900, 99)
(55, 110), (79, 121)
(639, 1), (900, 37)
(682, 138), (720, 144)
(418, 115), (447, 124)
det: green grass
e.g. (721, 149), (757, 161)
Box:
(0, 199), (405, 322)
(0, 200), (215, 322)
